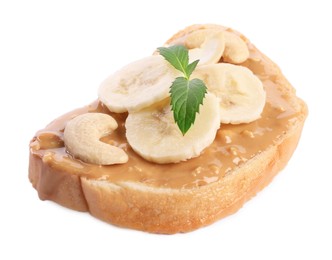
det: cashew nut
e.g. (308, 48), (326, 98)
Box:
(183, 29), (225, 65)
(64, 113), (128, 165)
(222, 31), (249, 64)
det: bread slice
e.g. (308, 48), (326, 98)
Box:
(29, 24), (308, 234)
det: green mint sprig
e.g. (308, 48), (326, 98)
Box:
(158, 45), (207, 135)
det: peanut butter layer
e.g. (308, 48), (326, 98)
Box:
(30, 43), (301, 189)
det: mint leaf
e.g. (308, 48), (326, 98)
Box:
(158, 45), (207, 135)
(170, 77), (207, 135)
(158, 45), (190, 79)
(186, 60), (199, 78)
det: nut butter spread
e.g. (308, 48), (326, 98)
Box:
(29, 42), (300, 190)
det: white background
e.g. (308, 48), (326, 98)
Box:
(1, 0), (331, 259)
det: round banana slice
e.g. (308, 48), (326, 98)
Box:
(193, 63), (266, 124)
(98, 55), (180, 113)
(169, 29), (225, 66)
(125, 94), (221, 164)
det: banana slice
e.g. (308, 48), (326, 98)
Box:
(98, 55), (180, 113)
(193, 63), (266, 124)
(169, 29), (225, 66)
(125, 94), (221, 164)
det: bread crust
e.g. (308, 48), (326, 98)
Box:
(29, 24), (308, 234)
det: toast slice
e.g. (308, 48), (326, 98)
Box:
(29, 24), (308, 234)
